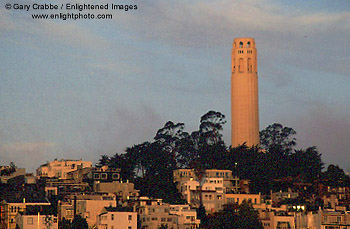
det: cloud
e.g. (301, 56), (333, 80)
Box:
(0, 7), (109, 50)
(0, 9), (17, 31)
(111, 0), (350, 78)
(2, 142), (55, 152)
(0, 141), (56, 172)
(77, 103), (164, 161)
(288, 104), (350, 170)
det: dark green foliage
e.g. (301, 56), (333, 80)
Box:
(199, 110), (226, 145)
(96, 154), (110, 167)
(71, 215), (88, 229)
(196, 204), (207, 226)
(97, 117), (347, 203)
(323, 164), (350, 187)
(109, 153), (135, 182)
(203, 201), (263, 229)
(289, 147), (324, 182)
(59, 218), (72, 229)
(260, 123), (296, 154)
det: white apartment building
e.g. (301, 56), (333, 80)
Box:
(36, 159), (92, 179)
(97, 207), (137, 229)
(15, 213), (58, 229)
(169, 205), (200, 229)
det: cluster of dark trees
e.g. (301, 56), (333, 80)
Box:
(58, 215), (88, 229)
(98, 111), (349, 198)
(97, 111), (350, 226)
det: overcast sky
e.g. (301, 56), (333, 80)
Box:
(1, 0), (349, 173)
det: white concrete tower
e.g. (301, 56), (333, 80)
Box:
(231, 38), (259, 147)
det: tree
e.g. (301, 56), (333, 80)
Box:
(290, 146), (323, 182)
(204, 201), (263, 229)
(229, 145), (271, 194)
(126, 142), (152, 178)
(199, 110), (226, 145)
(71, 215), (88, 229)
(96, 154), (110, 167)
(323, 164), (350, 187)
(196, 204), (207, 227)
(154, 121), (190, 168)
(236, 201), (263, 229)
(191, 111), (228, 169)
(109, 153), (134, 181)
(260, 123), (296, 154)
(59, 218), (72, 229)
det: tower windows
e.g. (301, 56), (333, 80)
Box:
(239, 41), (243, 48)
(232, 58), (235, 72)
(247, 58), (252, 72)
(239, 58), (244, 72)
(247, 41), (251, 48)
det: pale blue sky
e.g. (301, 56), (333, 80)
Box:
(1, 0), (349, 172)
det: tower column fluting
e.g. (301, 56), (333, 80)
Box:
(231, 38), (259, 147)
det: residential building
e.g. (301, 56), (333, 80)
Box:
(321, 209), (350, 229)
(36, 159), (92, 179)
(0, 199), (51, 229)
(58, 194), (117, 227)
(94, 181), (139, 204)
(138, 202), (178, 229)
(87, 166), (121, 183)
(225, 193), (261, 205)
(170, 205), (200, 229)
(97, 207), (137, 229)
(15, 213), (58, 229)
(174, 169), (237, 193)
(0, 168), (26, 183)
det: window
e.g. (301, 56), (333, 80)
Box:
(101, 173), (107, 179)
(128, 227), (132, 229)
(232, 58), (235, 72)
(337, 216), (341, 222)
(247, 58), (252, 72)
(239, 58), (244, 72)
(239, 41), (243, 48)
(111, 214), (114, 220)
(112, 173), (119, 180)
(247, 41), (250, 48)
(94, 173), (100, 179)
(67, 210), (73, 216)
(128, 215), (132, 220)
(27, 217), (33, 225)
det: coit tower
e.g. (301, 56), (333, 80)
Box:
(231, 38), (259, 147)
